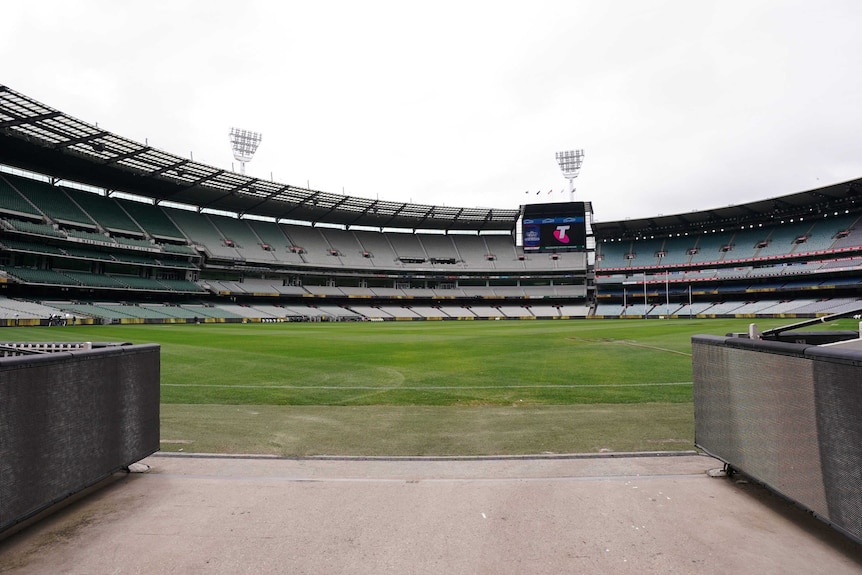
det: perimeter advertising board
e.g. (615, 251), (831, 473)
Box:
(522, 202), (587, 252)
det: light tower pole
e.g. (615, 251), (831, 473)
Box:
(229, 128), (262, 174)
(555, 149), (585, 201)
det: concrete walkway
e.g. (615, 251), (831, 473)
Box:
(1, 453), (860, 574)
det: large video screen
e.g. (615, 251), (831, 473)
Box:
(522, 202), (587, 252)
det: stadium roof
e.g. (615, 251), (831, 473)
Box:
(3, 85), (859, 238)
(0, 85), (520, 232)
(593, 177), (862, 239)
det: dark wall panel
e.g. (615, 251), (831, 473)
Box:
(0, 344), (160, 533)
(693, 335), (862, 544)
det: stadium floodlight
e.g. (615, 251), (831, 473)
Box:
(229, 128), (262, 174)
(555, 149), (585, 201)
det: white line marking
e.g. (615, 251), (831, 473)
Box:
(162, 382), (693, 389)
(612, 340), (693, 357)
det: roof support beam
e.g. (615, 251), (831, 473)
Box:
(198, 179), (261, 209)
(147, 159), (191, 178)
(240, 184), (293, 215)
(0, 111), (62, 129)
(278, 191), (323, 220)
(103, 146), (153, 165)
(315, 196), (350, 222)
(346, 200), (383, 227)
(53, 130), (110, 149)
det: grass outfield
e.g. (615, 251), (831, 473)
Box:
(11, 317), (844, 456)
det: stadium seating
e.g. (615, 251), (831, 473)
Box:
(831, 215), (862, 249)
(0, 296), (65, 319)
(377, 306), (421, 319)
(319, 228), (374, 268)
(688, 231), (735, 265)
(187, 304), (244, 319)
(281, 225), (337, 265)
(388, 232), (430, 265)
(655, 236), (695, 267)
(161, 242), (199, 256)
(310, 305), (362, 320)
(450, 235), (494, 269)
(168, 209), (242, 261)
(4, 174), (95, 227)
(595, 303), (624, 317)
(462, 305), (506, 318)
(526, 305), (560, 318)
(497, 305), (530, 318)
(1, 237), (65, 255)
(595, 240), (634, 269)
(2, 141), (861, 323)
(64, 186), (145, 235)
(0, 177), (42, 217)
(117, 199), (185, 241)
(4, 218), (66, 238)
(408, 306), (450, 319)
(207, 214), (278, 263)
(62, 271), (128, 289)
(156, 278), (208, 293)
(417, 233), (460, 261)
(55, 302), (137, 320)
(351, 230), (399, 265)
(2, 266), (79, 286)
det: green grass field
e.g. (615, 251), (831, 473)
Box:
(12, 317), (848, 456)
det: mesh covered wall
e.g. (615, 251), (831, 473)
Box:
(693, 335), (862, 544)
(0, 344), (160, 533)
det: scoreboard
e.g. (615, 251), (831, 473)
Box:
(521, 202), (588, 252)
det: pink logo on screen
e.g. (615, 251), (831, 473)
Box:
(553, 225), (571, 244)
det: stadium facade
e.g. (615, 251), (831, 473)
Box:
(0, 84), (860, 324)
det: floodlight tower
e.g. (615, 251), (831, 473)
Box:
(555, 149), (585, 201)
(229, 128), (262, 174)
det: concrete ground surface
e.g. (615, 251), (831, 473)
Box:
(1, 452), (860, 574)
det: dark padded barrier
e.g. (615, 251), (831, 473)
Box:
(0, 344), (160, 533)
(693, 334), (862, 544)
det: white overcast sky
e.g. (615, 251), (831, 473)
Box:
(5, 1), (862, 223)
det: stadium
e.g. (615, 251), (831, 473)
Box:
(0, 84), (860, 323)
(1, 84), (861, 572)
(0, 81), (591, 324)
